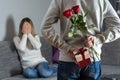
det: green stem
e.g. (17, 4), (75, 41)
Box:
(91, 47), (99, 60)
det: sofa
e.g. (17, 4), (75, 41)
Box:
(101, 38), (120, 79)
(0, 37), (120, 80)
(0, 37), (57, 80)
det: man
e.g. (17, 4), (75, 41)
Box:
(41, 0), (120, 80)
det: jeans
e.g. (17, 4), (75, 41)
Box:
(57, 61), (101, 80)
(23, 62), (57, 78)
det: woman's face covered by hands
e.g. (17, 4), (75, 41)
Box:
(22, 22), (32, 34)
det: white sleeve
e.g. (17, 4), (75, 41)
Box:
(13, 34), (27, 51)
(27, 34), (41, 49)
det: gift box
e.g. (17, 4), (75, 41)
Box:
(73, 47), (91, 68)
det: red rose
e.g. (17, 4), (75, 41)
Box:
(72, 5), (80, 14)
(63, 9), (73, 18)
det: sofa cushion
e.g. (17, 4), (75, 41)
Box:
(2, 73), (57, 80)
(40, 37), (53, 64)
(101, 38), (120, 66)
(0, 41), (22, 79)
(102, 65), (120, 76)
(102, 74), (120, 80)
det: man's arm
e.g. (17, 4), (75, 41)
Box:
(94, 0), (120, 45)
(41, 0), (71, 53)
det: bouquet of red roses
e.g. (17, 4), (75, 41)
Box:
(63, 5), (94, 37)
(63, 5), (98, 68)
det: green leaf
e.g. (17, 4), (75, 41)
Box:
(88, 24), (94, 29)
(77, 15), (84, 23)
(84, 12), (88, 17)
(80, 22), (86, 26)
(67, 32), (73, 37)
(70, 16), (76, 23)
(73, 32), (79, 37)
(70, 24), (76, 32)
(79, 25), (87, 33)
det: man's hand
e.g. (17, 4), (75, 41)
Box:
(84, 36), (94, 48)
(68, 48), (79, 61)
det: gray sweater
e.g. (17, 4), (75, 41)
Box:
(41, 0), (120, 62)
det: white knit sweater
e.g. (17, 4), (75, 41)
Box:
(13, 34), (47, 69)
(41, 0), (120, 62)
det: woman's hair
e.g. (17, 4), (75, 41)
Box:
(18, 17), (36, 39)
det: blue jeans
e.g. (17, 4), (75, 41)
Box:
(23, 62), (57, 78)
(57, 61), (101, 80)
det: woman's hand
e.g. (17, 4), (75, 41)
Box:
(84, 36), (94, 48)
(27, 23), (32, 34)
(22, 22), (32, 34)
(22, 23), (27, 34)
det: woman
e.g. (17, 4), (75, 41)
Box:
(41, 0), (120, 80)
(13, 17), (57, 78)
